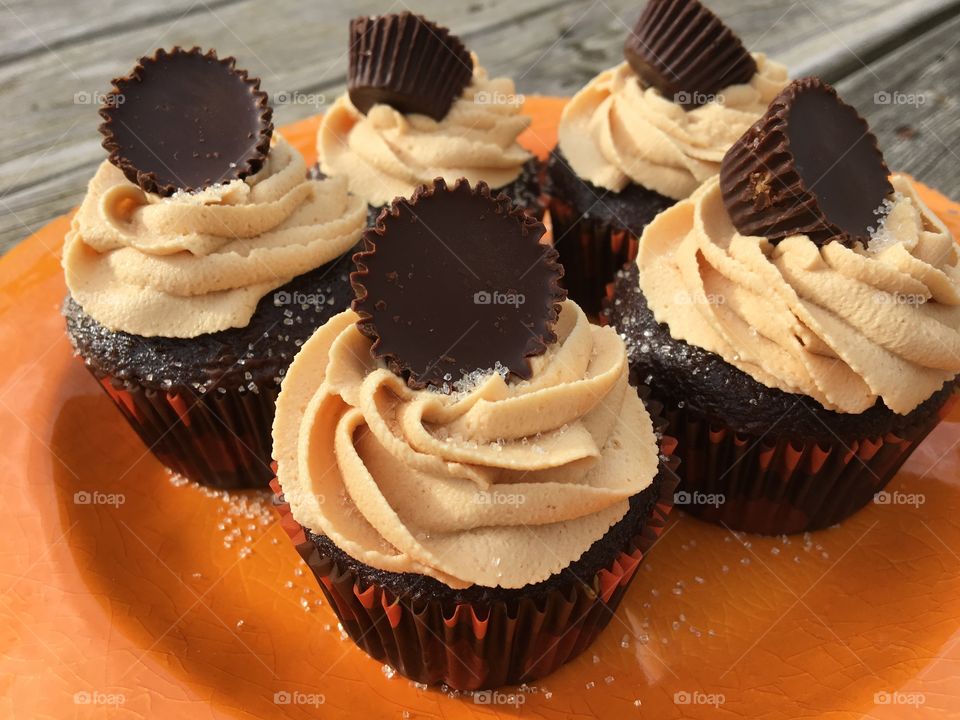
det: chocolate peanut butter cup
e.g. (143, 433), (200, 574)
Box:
(623, 0), (756, 109)
(719, 77), (893, 246)
(98, 47), (273, 196)
(347, 12), (473, 121)
(351, 177), (565, 390)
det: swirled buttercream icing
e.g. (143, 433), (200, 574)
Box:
(63, 134), (365, 337)
(557, 54), (788, 200)
(638, 174), (960, 414)
(318, 57), (532, 207)
(273, 300), (660, 589)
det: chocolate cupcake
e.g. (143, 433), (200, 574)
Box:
(62, 48), (366, 489)
(316, 12), (542, 225)
(271, 178), (678, 688)
(607, 78), (960, 534)
(546, 0), (788, 315)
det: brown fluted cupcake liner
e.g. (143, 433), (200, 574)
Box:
(86, 362), (279, 489)
(347, 13), (473, 121)
(270, 469), (677, 689)
(623, 0), (756, 108)
(269, 424), (679, 690)
(661, 394), (956, 535)
(549, 195), (643, 318)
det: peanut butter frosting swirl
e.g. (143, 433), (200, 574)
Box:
(63, 134), (366, 338)
(639, 174), (960, 415)
(558, 54), (788, 200)
(273, 300), (659, 589)
(318, 57), (533, 207)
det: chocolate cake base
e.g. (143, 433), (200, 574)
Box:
(546, 148), (674, 316)
(307, 460), (674, 609)
(607, 263), (957, 533)
(64, 249), (357, 489)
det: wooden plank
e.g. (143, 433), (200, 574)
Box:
(0, 0), (244, 64)
(2, 0), (958, 254)
(0, 0), (579, 196)
(835, 13), (960, 200)
(0, 0), (585, 253)
(782, 0), (960, 80)
(483, 0), (960, 93)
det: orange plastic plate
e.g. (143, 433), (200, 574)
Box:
(3, 98), (960, 719)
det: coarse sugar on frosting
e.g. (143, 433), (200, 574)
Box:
(638, 173), (960, 415)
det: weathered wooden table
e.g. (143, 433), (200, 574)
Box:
(1, 0), (958, 255)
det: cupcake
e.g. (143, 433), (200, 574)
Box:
(607, 77), (960, 535)
(271, 178), (678, 688)
(316, 12), (542, 226)
(62, 47), (366, 489)
(546, 0), (788, 315)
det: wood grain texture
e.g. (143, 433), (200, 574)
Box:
(1, 0), (959, 253)
(836, 13), (960, 202)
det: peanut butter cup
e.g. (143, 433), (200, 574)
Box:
(98, 47), (273, 196)
(347, 12), (473, 121)
(351, 178), (565, 390)
(719, 77), (892, 246)
(623, 0), (756, 108)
